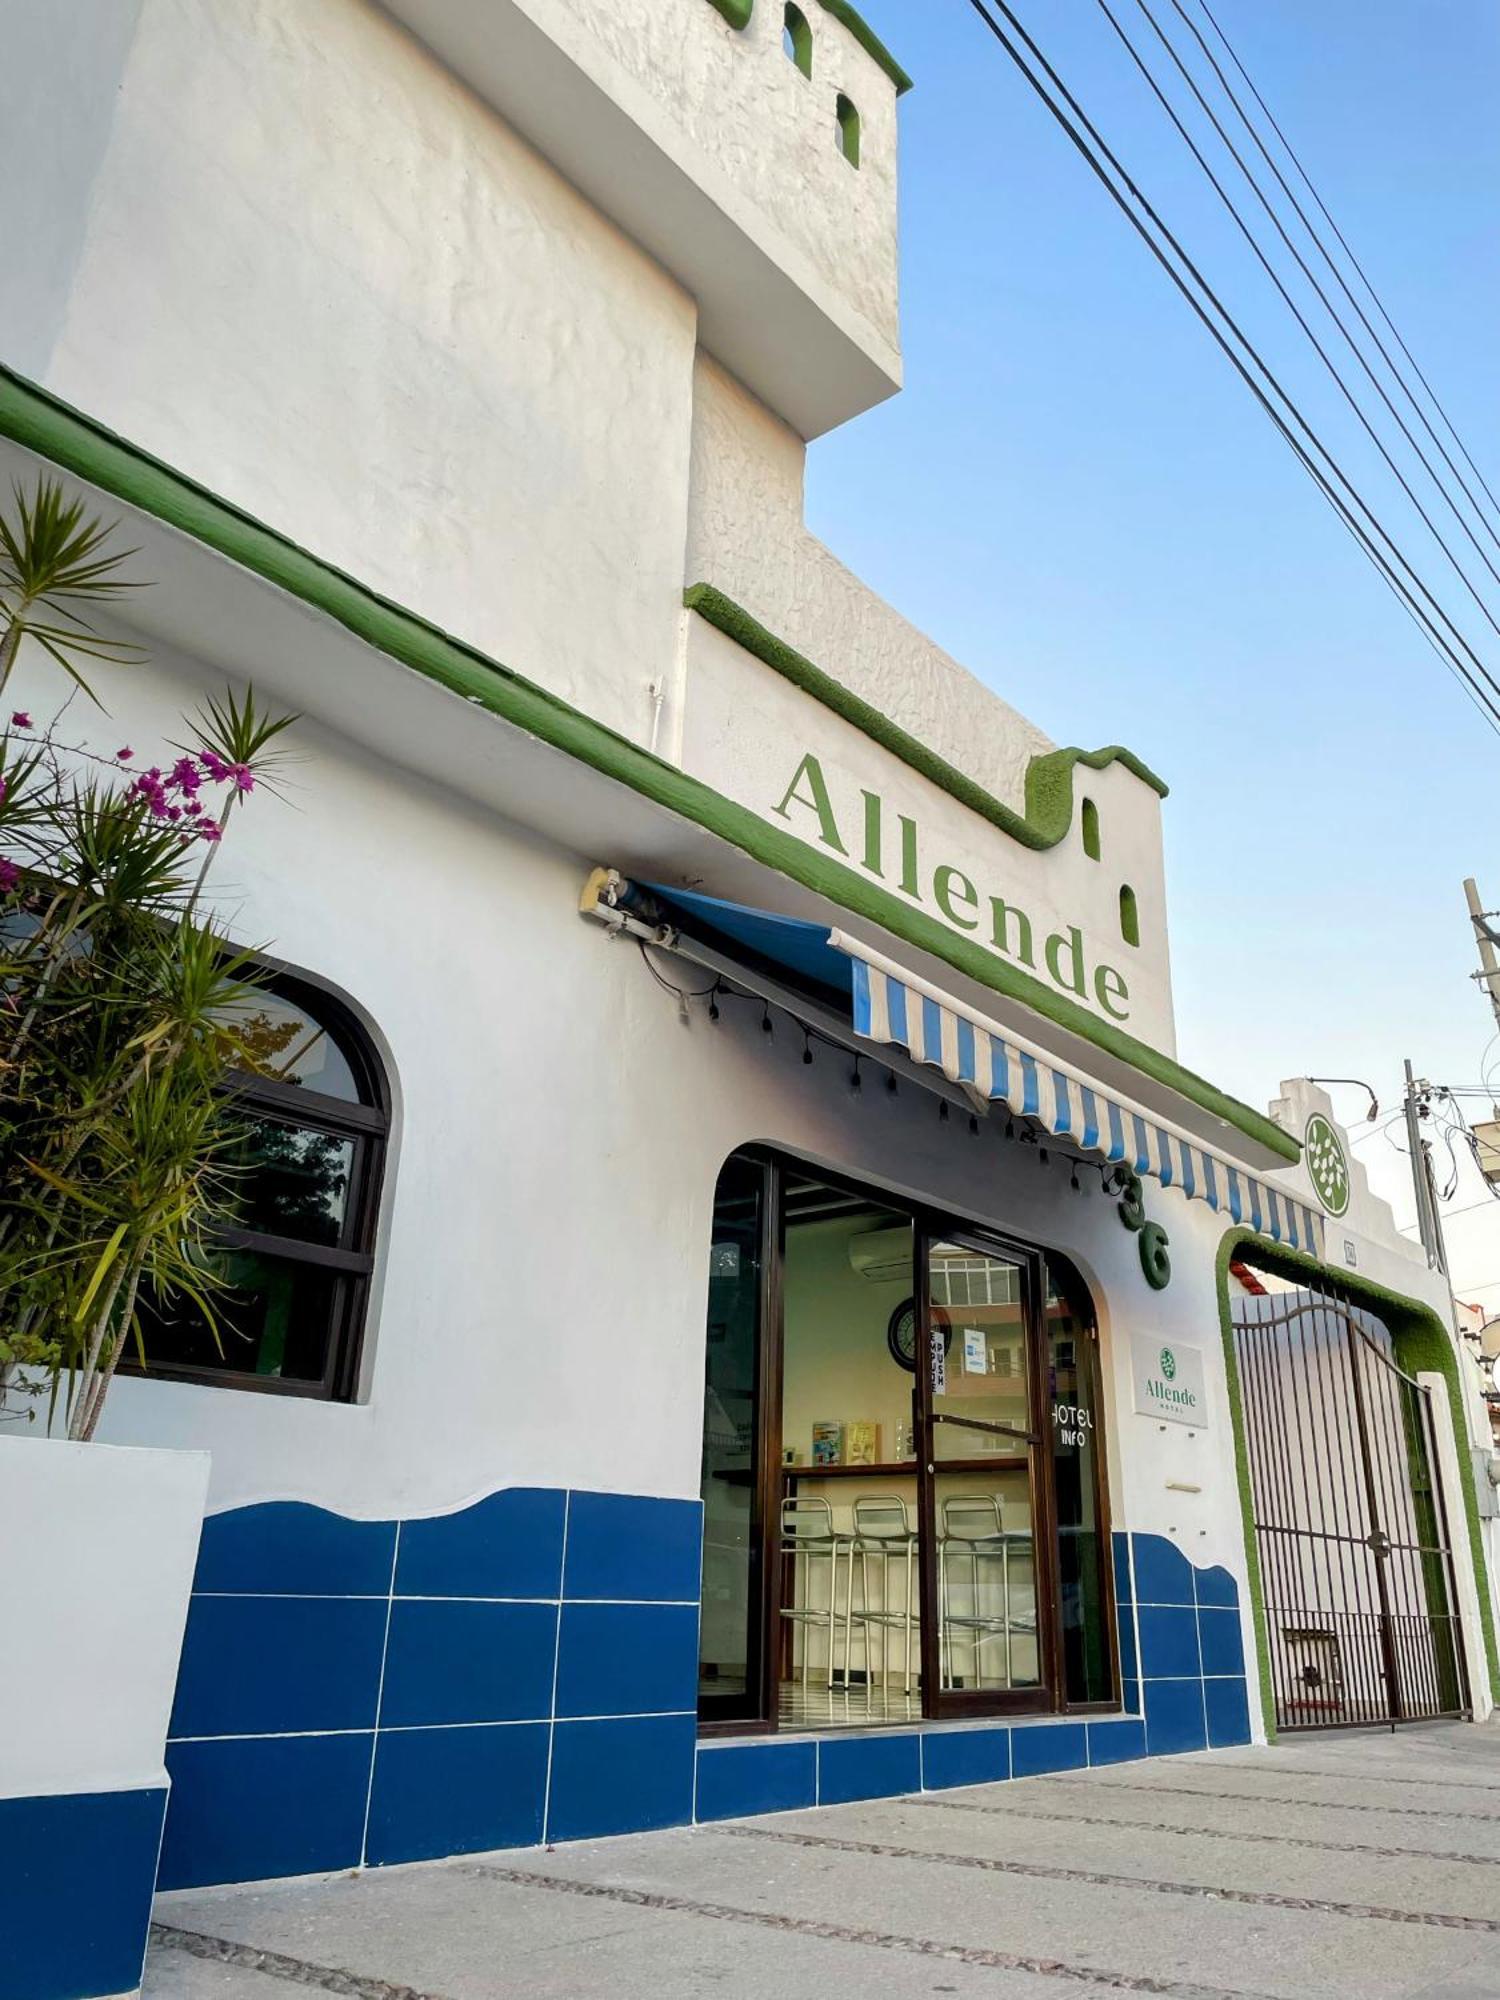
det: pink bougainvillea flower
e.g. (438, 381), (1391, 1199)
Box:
(0, 777), (7, 805)
(199, 750), (230, 783)
(0, 858), (20, 892)
(10, 712), (31, 730)
(230, 763), (255, 794)
(184, 798), (202, 816)
(116, 747), (133, 761)
(170, 755), (202, 794)
(198, 820), (223, 843)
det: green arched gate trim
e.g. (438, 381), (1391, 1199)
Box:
(1215, 1229), (1499, 1741)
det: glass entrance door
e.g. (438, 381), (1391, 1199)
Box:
(917, 1236), (1052, 1715)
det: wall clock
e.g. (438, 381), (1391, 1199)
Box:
(887, 1298), (952, 1372)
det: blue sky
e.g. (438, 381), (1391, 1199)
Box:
(807, 0), (1500, 1290)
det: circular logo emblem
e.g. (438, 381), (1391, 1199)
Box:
(1159, 1345), (1177, 1380)
(1305, 1113), (1351, 1216)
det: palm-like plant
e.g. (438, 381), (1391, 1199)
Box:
(0, 480), (296, 1438)
(0, 478), (142, 700)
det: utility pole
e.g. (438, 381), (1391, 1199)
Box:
(1464, 877), (1500, 1040)
(1402, 1059), (1450, 1275)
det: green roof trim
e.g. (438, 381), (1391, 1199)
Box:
(685, 582), (1167, 855)
(705, 0), (754, 28)
(815, 0), (913, 93)
(1215, 1230), (1499, 1728)
(0, 363), (1292, 1164)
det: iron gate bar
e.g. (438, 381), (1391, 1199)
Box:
(1231, 1274), (1469, 1733)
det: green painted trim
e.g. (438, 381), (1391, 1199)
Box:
(705, 0), (755, 29)
(0, 363), (1294, 1163)
(814, 0), (913, 93)
(685, 584), (1169, 861)
(1214, 1230), (1500, 1741)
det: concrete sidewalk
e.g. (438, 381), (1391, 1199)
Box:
(144, 1723), (1500, 2000)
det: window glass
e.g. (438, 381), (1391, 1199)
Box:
(136, 1251), (341, 1386)
(1047, 1261), (1114, 1703)
(234, 1118), (355, 1246)
(222, 989), (362, 1101)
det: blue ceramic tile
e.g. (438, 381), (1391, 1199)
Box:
(194, 1502), (395, 1597)
(555, 1602), (698, 1718)
(1197, 1607), (1247, 1680)
(1144, 1677), (1208, 1756)
(1195, 1564), (1239, 1611)
(159, 1734), (372, 1889)
(170, 1595), (387, 1738)
(563, 1492), (702, 1603)
(1112, 1532), (1134, 1608)
(394, 1489), (566, 1601)
(1010, 1723), (1087, 1779)
(379, 1599), (556, 1727)
(695, 1741), (817, 1821)
(366, 1723), (549, 1863)
(920, 1727), (1011, 1790)
(817, 1732), (920, 1805)
(547, 1715), (696, 1841)
(1205, 1677), (1253, 1748)
(1131, 1534), (1195, 1607)
(1117, 1608), (1139, 1686)
(1137, 1605), (1202, 1680)
(1087, 1718), (1147, 1766)
(1, 1787), (165, 2000)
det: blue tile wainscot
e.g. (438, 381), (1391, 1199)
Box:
(160, 1507), (1254, 1885)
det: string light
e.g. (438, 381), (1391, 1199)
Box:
(886, 1071), (898, 1096)
(939, 1100), (950, 1123)
(969, 1114), (980, 1136)
(708, 985), (720, 1022)
(761, 1004), (773, 1035)
(850, 1055), (864, 1092)
(801, 1029), (813, 1065)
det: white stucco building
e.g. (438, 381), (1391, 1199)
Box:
(1, 5), (1495, 1995)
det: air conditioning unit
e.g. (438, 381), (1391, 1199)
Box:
(848, 1226), (913, 1283)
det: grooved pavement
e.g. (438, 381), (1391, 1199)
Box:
(145, 1723), (1500, 1999)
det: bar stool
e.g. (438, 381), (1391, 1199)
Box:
(848, 1495), (920, 1701)
(938, 1493), (1031, 1690)
(778, 1496), (851, 1695)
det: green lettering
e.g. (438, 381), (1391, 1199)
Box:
(860, 789), (883, 876)
(933, 864), (979, 930)
(1044, 926), (1087, 997)
(1094, 964), (1130, 1021)
(898, 814), (920, 900)
(988, 897), (1035, 967)
(772, 753), (846, 855)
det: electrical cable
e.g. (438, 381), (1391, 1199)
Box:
(1165, 0), (1500, 571)
(1194, 0), (1500, 535)
(958, 0), (1500, 735)
(1113, 0), (1500, 631)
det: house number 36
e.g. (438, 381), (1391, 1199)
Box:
(1116, 1170), (1171, 1291)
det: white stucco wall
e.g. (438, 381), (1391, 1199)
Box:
(685, 356), (1054, 809)
(7, 631), (1245, 1665)
(555, 0), (901, 346)
(32, 0), (699, 748)
(0, 1436), (208, 1799)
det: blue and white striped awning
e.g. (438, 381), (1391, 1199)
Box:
(836, 932), (1321, 1255)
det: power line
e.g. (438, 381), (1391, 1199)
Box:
(1194, 0), (1500, 536)
(1109, 0), (1500, 641)
(957, 0), (1500, 735)
(1166, 0), (1500, 573)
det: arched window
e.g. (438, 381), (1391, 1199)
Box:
(1119, 884), (1140, 948)
(783, 3), (812, 75)
(1080, 796), (1101, 861)
(130, 969), (389, 1400)
(835, 93), (861, 167)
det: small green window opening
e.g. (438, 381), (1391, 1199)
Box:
(836, 93), (861, 167)
(783, 4), (812, 75)
(1119, 884), (1140, 948)
(1081, 797), (1101, 861)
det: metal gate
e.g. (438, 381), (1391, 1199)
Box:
(1232, 1277), (1468, 1731)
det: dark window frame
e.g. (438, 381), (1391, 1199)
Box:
(121, 967), (389, 1404)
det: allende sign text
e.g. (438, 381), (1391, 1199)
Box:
(772, 752), (1134, 1023)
